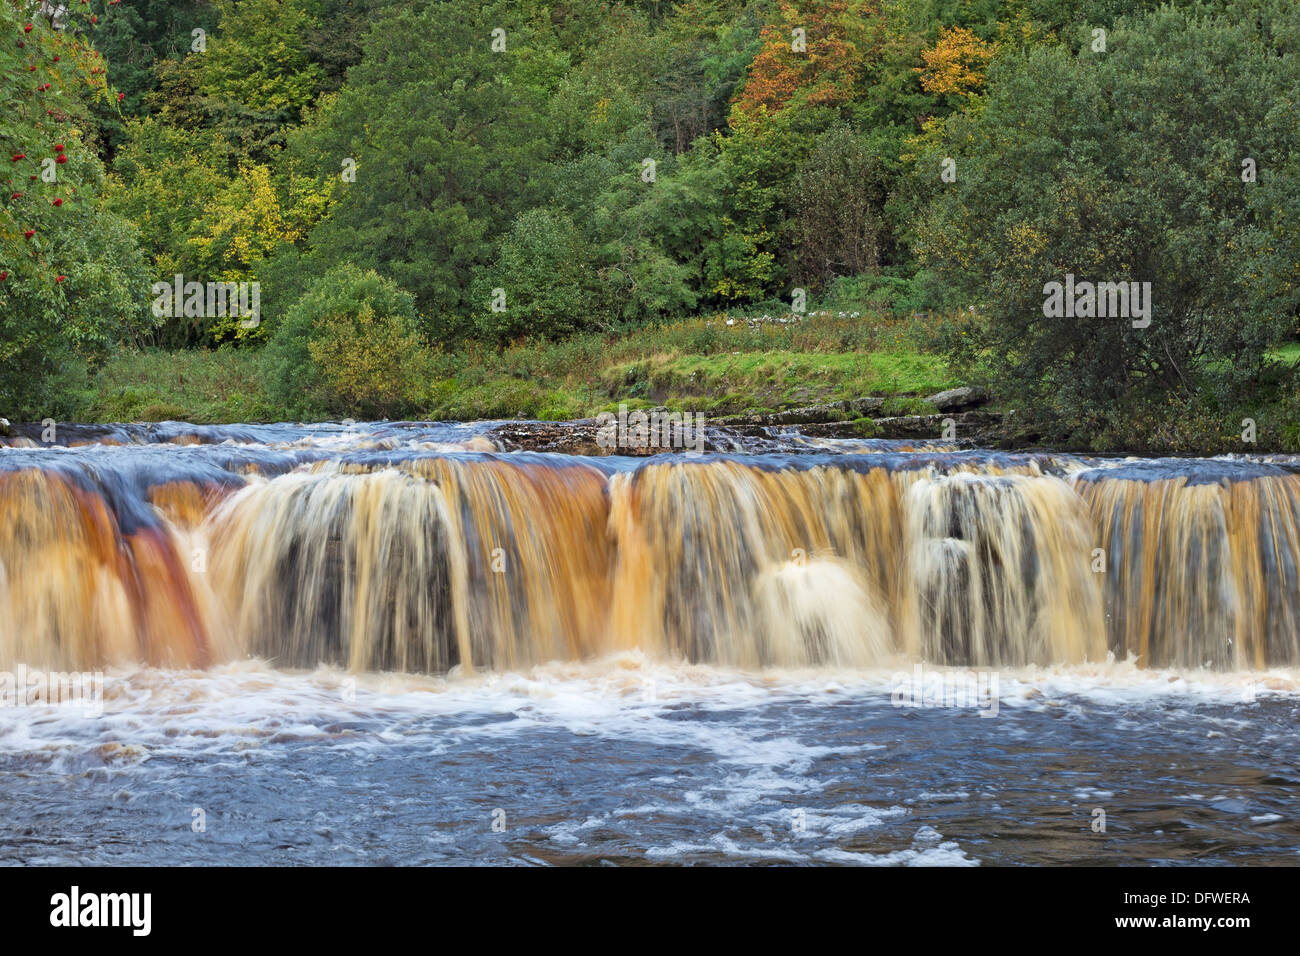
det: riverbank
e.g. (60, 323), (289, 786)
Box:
(26, 309), (1300, 457)
(58, 311), (960, 426)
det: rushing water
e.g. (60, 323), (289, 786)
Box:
(1, 421), (1298, 865)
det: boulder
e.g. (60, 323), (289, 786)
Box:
(923, 386), (989, 412)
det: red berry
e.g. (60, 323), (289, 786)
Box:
(117, 92), (125, 102)
(0, 271), (8, 281)
(91, 15), (98, 23)
(52, 198), (62, 206)
(55, 275), (65, 283)
(10, 193), (21, 200)
(52, 55), (59, 62)
(55, 154), (66, 164)
(11, 154), (25, 161)
(24, 229), (35, 239)
(24, 24), (33, 33)
(54, 144), (64, 152)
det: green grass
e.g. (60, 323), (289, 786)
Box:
(70, 347), (280, 423)
(1271, 342), (1300, 366)
(597, 350), (953, 415)
(67, 311), (957, 424)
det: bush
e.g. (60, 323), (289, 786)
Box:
(468, 208), (602, 345)
(262, 265), (429, 419)
(789, 126), (888, 290)
(916, 2), (1300, 424)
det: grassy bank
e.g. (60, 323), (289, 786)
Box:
(58, 309), (1300, 455)
(63, 311), (956, 425)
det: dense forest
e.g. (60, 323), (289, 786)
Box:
(1, 0), (1298, 449)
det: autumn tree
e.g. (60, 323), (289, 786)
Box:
(731, 0), (879, 119)
(916, 26), (994, 102)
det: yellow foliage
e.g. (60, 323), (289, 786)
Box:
(917, 27), (995, 98)
(187, 165), (335, 344)
(186, 166), (279, 273)
(307, 304), (429, 418)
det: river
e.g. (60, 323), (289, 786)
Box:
(0, 421), (1296, 864)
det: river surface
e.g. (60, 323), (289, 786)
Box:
(0, 659), (1297, 865)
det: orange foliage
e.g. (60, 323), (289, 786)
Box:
(731, 0), (880, 120)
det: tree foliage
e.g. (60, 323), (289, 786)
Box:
(262, 264), (424, 418)
(1, 5), (150, 415)
(916, 1), (1300, 417)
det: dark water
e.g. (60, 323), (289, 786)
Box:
(0, 663), (1295, 865)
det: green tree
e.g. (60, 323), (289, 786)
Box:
(289, 0), (567, 336)
(85, 0), (219, 156)
(151, 0), (325, 163)
(915, 1), (1300, 421)
(1, 7), (151, 415)
(469, 208), (602, 344)
(105, 118), (227, 345)
(261, 264), (426, 418)
(789, 125), (889, 288)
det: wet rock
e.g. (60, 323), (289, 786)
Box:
(486, 409), (1009, 455)
(486, 420), (609, 456)
(923, 386), (989, 412)
(485, 419), (719, 456)
(714, 396), (885, 427)
(875, 411), (1004, 443)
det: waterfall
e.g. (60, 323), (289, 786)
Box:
(3, 436), (1300, 672)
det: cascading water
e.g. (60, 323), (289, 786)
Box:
(1076, 460), (1300, 668)
(904, 471), (1105, 667)
(3, 424), (1300, 673)
(205, 456), (614, 673)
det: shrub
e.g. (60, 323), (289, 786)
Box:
(468, 208), (602, 345)
(262, 265), (428, 419)
(916, 2), (1300, 423)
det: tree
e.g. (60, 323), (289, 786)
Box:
(789, 126), (888, 288)
(289, 0), (566, 336)
(648, 0), (762, 154)
(151, 0), (325, 163)
(1, 6), (151, 415)
(730, 0), (879, 119)
(470, 208), (602, 344)
(916, 25), (994, 102)
(915, 1), (1300, 421)
(83, 0), (219, 156)
(261, 264), (426, 418)
(105, 118), (227, 345)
